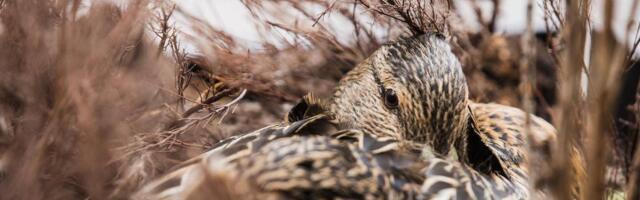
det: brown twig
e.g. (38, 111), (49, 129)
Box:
(542, 1), (562, 66)
(518, 0), (537, 193)
(182, 88), (236, 118)
(628, 88), (640, 200)
(550, 0), (589, 199)
(311, 0), (337, 27)
(152, 3), (176, 55)
(357, 0), (411, 26)
(628, 27), (640, 68)
(488, 0), (500, 32)
(584, 0), (627, 199)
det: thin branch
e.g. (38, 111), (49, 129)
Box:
(311, 0), (337, 27)
(584, 0), (626, 199)
(550, 0), (589, 199)
(519, 0), (536, 193)
(182, 88), (236, 118)
(357, 0), (411, 25)
(488, 0), (500, 32)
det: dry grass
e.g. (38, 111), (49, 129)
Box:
(0, 0), (639, 199)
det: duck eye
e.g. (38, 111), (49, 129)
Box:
(383, 88), (399, 109)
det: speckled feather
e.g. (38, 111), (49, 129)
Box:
(136, 103), (555, 199)
(136, 102), (426, 199)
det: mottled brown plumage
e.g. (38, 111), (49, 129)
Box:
(137, 34), (568, 199)
(137, 100), (425, 199)
(330, 34), (469, 156)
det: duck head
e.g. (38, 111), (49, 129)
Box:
(330, 33), (469, 156)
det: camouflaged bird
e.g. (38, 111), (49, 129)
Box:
(137, 33), (571, 199)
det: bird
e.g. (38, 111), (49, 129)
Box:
(136, 33), (577, 199)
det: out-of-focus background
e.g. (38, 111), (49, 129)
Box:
(172, 0), (640, 48)
(0, 0), (640, 199)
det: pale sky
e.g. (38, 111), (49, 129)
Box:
(173, 0), (640, 50)
(170, 0), (640, 95)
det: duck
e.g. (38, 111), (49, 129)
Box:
(136, 33), (577, 199)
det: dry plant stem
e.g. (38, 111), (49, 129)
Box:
(542, 1), (562, 66)
(584, 0), (628, 198)
(519, 0), (535, 130)
(518, 0), (535, 193)
(311, 0), (337, 27)
(383, 0), (425, 34)
(182, 88), (235, 118)
(628, 26), (640, 67)
(629, 87), (640, 199)
(173, 43), (188, 111)
(153, 3), (176, 55)
(551, 0), (588, 199)
(357, 0), (406, 23)
(625, 0), (640, 66)
(470, 0), (489, 32)
(625, 2), (640, 199)
(357, 0), (424, 34)
(129, 89), (247, 156)
(543, 0), (562, 33)
(488, 0), (500, 32)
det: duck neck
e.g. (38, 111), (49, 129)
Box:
(421, 104), (470, 159)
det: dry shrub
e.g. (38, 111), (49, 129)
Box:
(0, 0), (177, 198)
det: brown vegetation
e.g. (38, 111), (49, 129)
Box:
(0, 0), (639, 199)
